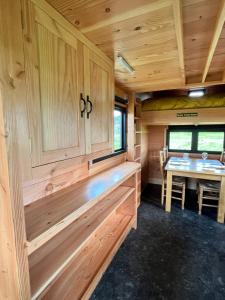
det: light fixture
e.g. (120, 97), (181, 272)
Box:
(116, 55), (134, 74)
(188, 89), (205, 98)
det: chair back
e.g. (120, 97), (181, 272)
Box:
(220, 149), (225, 163)
(159, 150), (166, 179)
(163, 146), (168, 162)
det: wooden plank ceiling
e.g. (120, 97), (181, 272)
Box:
(47, 0), (225, 92)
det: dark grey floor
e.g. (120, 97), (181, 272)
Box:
(91, 184), (225, 300)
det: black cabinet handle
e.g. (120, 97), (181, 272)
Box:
(86, 95), (93, 119)
(80, 93), (86, 118)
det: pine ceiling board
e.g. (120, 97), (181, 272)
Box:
(46, 0), (225, 91)
(116, 59), (180, 84)
(47, 0), (157, 29)
(93, 27), (176, 60)
(183, 0), (221, 81)
(83, 5), (175, 56)
(121, 39), (178, 67)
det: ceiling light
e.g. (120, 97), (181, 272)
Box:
(188, 89), (205, 98)
(116, 55), (134, 74)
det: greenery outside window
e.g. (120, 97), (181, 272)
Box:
(167, 125), (225, 154)
(114, 106), (127, 152)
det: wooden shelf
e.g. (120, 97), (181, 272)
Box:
(29, 186), (135, 299)
(25, 162), (140, 255)
(40, 204), (134, 300)
(135, 131), (142, 134)
(134, 116), (141, 120)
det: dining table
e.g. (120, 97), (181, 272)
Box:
(165, 157), (225, 223)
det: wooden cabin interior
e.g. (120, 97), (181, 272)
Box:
(1, 0), (225, 299)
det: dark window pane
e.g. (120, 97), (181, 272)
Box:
(169, 132), (192, 150)
(198, 132), (224, 152)
(114, 109), (122, 151)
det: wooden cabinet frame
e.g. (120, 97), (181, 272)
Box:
(23, 0), (114, 167)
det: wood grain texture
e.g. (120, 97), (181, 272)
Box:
(25, 162), (140, 253)
(0, 0), (31, 298)
(37, 24), (81, 152)
(84, 46), (114, 154)
(29, 186), (135, 298)
(41, 210), (134, 300)
(46, 0), (225, 91)
(23, 1), (86, 166)
(23, 152), (126, 205)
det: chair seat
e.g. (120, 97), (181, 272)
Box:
(164, 176), (185, 186)
(199, 180), (220, 191)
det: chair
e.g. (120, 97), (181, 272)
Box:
(159, 151), (186, 209)
(198, 180), (220, 215)
(220, 149), (225, 164)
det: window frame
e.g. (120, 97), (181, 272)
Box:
(167, 125), (225, 154)
(113, 105), (127, 153)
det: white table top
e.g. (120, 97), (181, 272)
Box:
(165, 157), (225, 176)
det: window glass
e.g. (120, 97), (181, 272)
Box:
(197, 132), (224, 152)
(169, 132), (192, 150)
(114, 109), (123, 151)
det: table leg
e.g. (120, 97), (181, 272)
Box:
(217, 176), (225, 224)
(165, 170), (172, 212)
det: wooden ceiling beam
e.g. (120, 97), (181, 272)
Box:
(81, 0), (172, 33)
(124, 80), (225, 93)
(201, 0), (225, 83)
(172, 0), (185, 84)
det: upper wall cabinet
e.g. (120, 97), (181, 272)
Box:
(23, 2), (85, 166)
(23, 0), (114, 167)
(84, 47), (114, 154)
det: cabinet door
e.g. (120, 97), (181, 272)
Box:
(84, 47), (114, 154)
(23, 2), (85, 166)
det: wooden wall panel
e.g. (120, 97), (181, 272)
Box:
(23, 153), (127, 205)
(142, 107), (225, 126)
(0, 0), (31, 298)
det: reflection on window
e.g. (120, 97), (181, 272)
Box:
(169, 132), (192, 151)
(114, 109), (123, 151)
(198, 132), (224, 152)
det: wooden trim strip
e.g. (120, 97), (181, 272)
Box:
(172, 0), (185, 83)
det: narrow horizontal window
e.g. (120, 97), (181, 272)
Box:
(167, 125), (225, 154)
